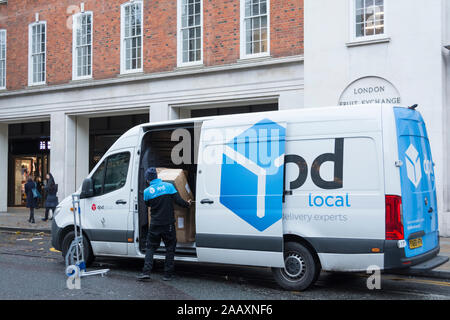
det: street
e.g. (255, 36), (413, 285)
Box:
(0, 230), (449, 300)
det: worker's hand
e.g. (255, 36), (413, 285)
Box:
(187, 199), (193, 207)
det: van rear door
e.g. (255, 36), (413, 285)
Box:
(394, 107), (439, 258)
(195, 118), (286, 268)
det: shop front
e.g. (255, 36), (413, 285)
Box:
(8, 122), (50, 207)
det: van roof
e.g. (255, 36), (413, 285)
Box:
(123, 103), (403, 138)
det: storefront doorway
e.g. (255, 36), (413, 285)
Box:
(11, 155), (49, 206)
(8, 122), (50, 207)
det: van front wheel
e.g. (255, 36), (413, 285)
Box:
(272, 241), (320, 291)
(61, 231), (95, 268)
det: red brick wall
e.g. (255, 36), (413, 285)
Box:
(144, 0), (177, 73)
(91, 0), (122, 80)
(203, 0), (304, 66)
(271, 0), (304, 58)
(0, 0), (304, 91)
(204, 0), (240, 66)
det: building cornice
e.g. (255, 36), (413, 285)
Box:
(0, 55), (304, 99)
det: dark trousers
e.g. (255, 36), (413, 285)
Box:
(44, 207), (56, 220)
(142, 223), (177, 276)
(29, 207), (34, 222)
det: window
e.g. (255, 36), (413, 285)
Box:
(0, 30), (5, 89)
(241, 0), (269, 58)
(73, 11), (93, 80)
(103, 153), (131, 194)
(178, 0), (203, 66)
(91, 152), (130, 196)
(121, 1), (143, 73)
(355, 0), (384, 38)
(28, 22), (46, 86)
(92, 161), (106, 196)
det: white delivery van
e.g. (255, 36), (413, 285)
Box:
(52, 104), (448, 291)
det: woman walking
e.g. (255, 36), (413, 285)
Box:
(24, 176), (37, 224)
(43, 173), (58, 221)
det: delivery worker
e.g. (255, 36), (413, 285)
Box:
(137, 167), (191, 281)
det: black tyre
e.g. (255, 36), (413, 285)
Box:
(272, 241), (320, 291)
(61, 231), (95, 267)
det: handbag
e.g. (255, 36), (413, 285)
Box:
(32, 182), (41, 199)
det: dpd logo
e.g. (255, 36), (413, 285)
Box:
(405, 144), (422, 188)
(220, 119), (286, 232)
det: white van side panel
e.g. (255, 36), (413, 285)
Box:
(198, 248), (284, 267)
(196, 117), (286, 268)
(283, 134), (385, 238)
(282, 108), (386, 272)
(91, 241), (128, 256)
(318, 253), (384, 272)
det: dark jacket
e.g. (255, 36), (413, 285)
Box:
(144, 179), (190, 226)
(44, 183), (58, 208)
(24, 181), (37, 209)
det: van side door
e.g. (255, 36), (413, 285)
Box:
(195, 118), (286, 268)
(83, 149), (134, 255)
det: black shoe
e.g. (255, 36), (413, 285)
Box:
(30, 220), (35, 224)
(42, 218), (48, 222)
(137, 274), (151, 281)
(163, 274), (174, 281)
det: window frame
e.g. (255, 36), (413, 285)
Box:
(72, 11), (93, 81)
(90, 151), (131, 197)
(120, 0), (144, 75)
(0, 29), (6, 90)
(177, 0), (204, 67)
(350, 0), (388, 43)
(240, 0), (271, 60)
(28, 21), (47, 87)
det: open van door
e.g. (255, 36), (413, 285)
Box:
(394, 107), (439, 258)
(195, 118), (286, 268)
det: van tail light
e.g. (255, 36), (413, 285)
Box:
(385, 195), (404, 240)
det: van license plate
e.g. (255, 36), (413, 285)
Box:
(409, 237), (423, 249)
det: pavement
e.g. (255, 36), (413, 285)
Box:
(0, 207), (52, 233)
(1, 207), (449, 279)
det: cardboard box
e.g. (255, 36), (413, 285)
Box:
(157, 168), (194, 202)
(147, 168), (195, 243)
(147, 210), (190, 243)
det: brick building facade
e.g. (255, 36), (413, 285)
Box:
(0, 0), (305, 210)
(0, 0), (303, 90)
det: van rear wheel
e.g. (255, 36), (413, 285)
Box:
(272, 241), (320, 291)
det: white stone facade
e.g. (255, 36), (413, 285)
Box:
(304, 0), (450, 236)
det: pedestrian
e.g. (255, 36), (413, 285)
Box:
(42, 173), (58, 222)
(24, 176), (37, 224)
(35, 176), (43, 209)
(137, 167), (191, 282)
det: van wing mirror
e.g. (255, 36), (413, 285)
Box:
(80, 178), (94, 199)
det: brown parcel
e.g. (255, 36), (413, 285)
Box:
(147, 168), (195, 243)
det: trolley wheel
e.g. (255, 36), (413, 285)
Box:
(272, 241), (321, 291)
(61, 231), (95, 267)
